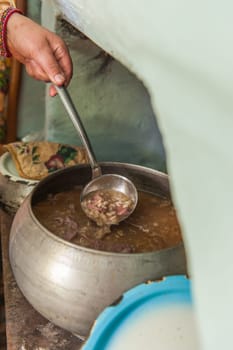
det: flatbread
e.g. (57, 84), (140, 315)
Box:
(4, 141), (89, 180)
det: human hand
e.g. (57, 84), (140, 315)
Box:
(6, 13), (73, 96)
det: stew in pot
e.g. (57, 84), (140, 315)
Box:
(33, 186), (182, 254)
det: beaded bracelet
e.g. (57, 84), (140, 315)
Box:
(0, 6), (23, 57)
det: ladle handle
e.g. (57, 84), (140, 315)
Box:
(56, 86), (102, 178)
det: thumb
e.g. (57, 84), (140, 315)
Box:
(37, 46), (66, 86)
(53, 72), (66, 86)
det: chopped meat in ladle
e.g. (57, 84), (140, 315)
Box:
(81, 188), (135, 227)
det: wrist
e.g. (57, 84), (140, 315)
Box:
(6, 11), (23, 53)
(0, 6), (23, 57)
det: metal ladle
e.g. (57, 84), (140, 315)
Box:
(56, 86), (138, 225)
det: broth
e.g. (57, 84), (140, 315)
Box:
(33, 187), (182, 254)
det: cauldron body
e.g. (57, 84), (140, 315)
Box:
(9, 163), (186, 337)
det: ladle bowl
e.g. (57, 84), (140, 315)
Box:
(56, 86), (138, 224)
(80, 173), (138, 224)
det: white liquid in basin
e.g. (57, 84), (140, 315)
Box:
(107, 304), (200, 350)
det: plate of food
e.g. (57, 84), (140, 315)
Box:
(0, 141), (88, 212)
(0, 151), (38, 184)
(1, 141), (88, 181)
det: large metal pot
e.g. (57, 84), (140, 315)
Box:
(9, 162), (186, 337)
